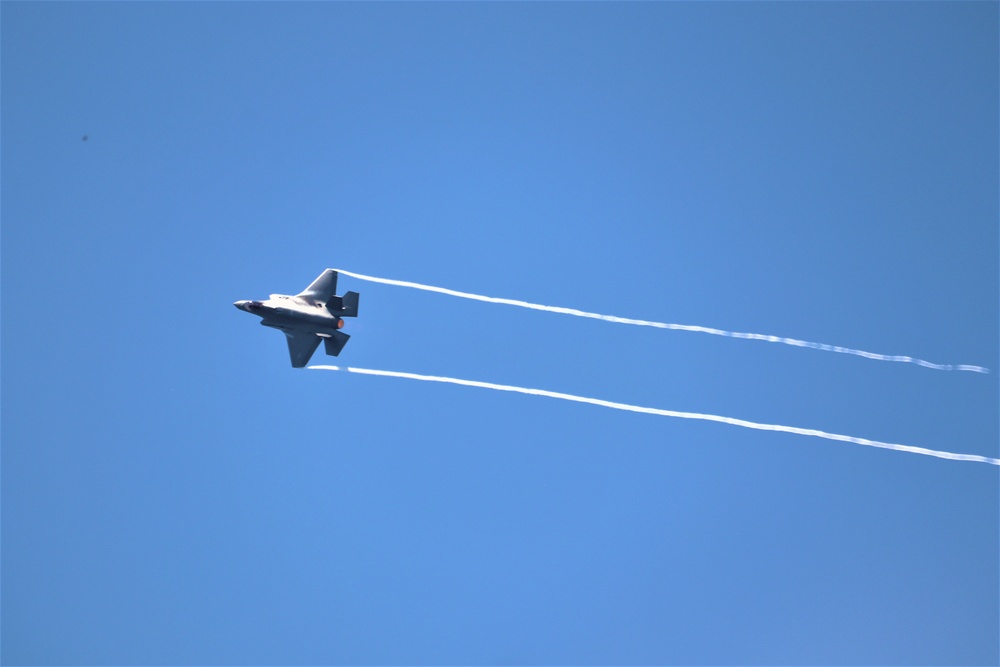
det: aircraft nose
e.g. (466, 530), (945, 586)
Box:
(235, 300), (264, 312)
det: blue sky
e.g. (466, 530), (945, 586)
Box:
(2, 3), (997, 665)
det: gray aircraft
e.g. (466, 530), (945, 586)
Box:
(234, 269), (359, 367)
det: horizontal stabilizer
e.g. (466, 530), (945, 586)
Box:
(324, 330), (351, 357)
(341, 291), (359, 318)
(325, 290), (359, 317)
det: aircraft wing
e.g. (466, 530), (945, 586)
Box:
(284, 331), (322, 368)
(297, 269), (338, 303)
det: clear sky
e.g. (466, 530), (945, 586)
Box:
(2, 3), (997, 665)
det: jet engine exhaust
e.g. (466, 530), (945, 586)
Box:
(308, 365), (999, 466)
(333, 269), (989, 374)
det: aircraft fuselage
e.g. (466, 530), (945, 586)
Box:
(235, 295), (346, 333)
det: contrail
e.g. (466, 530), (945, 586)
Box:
(334, 269), (989, 374)
(309, 365), (1000, 466)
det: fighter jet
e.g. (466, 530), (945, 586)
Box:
(234, 269), (359, 367)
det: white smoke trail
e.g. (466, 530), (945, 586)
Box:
(309, 365), (1000, 466)
(334, 269), (989, 374)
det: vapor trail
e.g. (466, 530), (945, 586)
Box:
(309, 365), (1000, 466)
(334, 269), (989, 374)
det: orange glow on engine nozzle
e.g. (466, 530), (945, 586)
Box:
(336, 318), (345, 329)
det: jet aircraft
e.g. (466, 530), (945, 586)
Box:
(234, 269), (359, 367)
